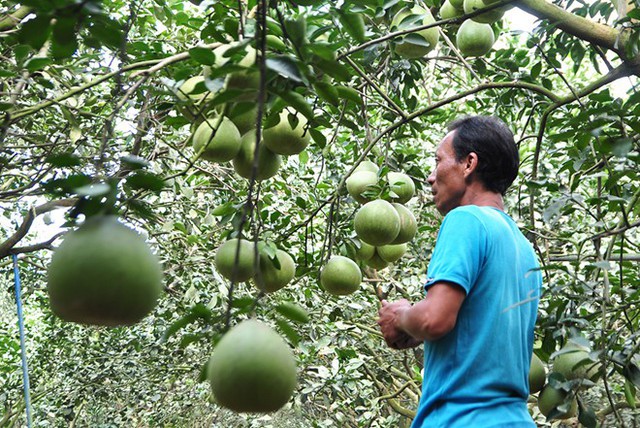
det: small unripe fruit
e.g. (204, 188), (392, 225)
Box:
(355, 241), (375, 261)
(387, 172), (415, 204)
(391, 203), (418, 244)
(355, 199), (401, 246)
(192, 116), (242, 162)
(320, 256), (362, 295)
(391, 6), (440, 58)
(233, 132), (282, 181)
(529, 353), (546, 394)
(254, 248), (296, 293)
(456, 20), (495, 57)
(263, 110), (310, 155)
(365, 252), (390, 270)
(214, 238), (257, 282)
(537, 385), (577, 419)
(346, 170), (378, 204)
(463, 0), (505, 23)
(354, 160), (379, 174)
(440, 0), (463, 19)
(377, 243), (407, 263)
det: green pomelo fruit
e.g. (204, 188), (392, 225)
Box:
(463, 0), (504, 23)
(440, 0), (463, 19)
(192, 116), (242, 162)
(226, 70), (260, 101)
(346, 170), (378, 204)
(320, 256), (362, 295)
(365, 251), (390, 270)
(47, 216), (163, 326)
(387, 171), (415, 204)
(450, 0), (465, 9)
(177, 76), (210, 102)
(233, 132), (282, 181)
(377, 243), (407, 263)
(254, 248), (296, 293)
(213, 44), (259, 101)
(354, 160), (379, 174)
(391, 6), (440, 58)
(391, 203), (418, 244)
(263, 110), (310, 155)
(354, 199), (401, 246)
(228, 103), (258, 135)
(355, 241), (375, 261)
(529, 353), (546, 394)
(207, 319), (297, 413)
(455, 19), (495, 57)
(552, 345), (600, 382)
(176, 76), (215, 122)
(537, 385), (577, 419)
(214, 238), (257, 282)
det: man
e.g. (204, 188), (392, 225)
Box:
(377, 116), (542, 427)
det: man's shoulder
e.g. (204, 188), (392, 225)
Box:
(442, 205), (488, 227)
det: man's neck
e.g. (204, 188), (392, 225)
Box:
(461, 184), (504, 211)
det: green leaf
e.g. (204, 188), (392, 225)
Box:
(313, 55), (353, 82)
(45, 152), (81, 167)
(314, 81), (340, 106)
(86, 16), (124, 50)
(276, 318), (300, 346)
(275, 90), (314, 122)
(276, 302), (310, 324)
(530, 62), (542, 79)
(189, 47), (217, 65)
(24, 56), (52, 72)
(284, 16), (307, 48)
(121, 155), (149, 169)
(336, 85), (362, 105)
(18, 14), (52, 50)
(126, 171), (166, 192)
(51, 16), (78, 59)
(266, 56), (303, 83)
(337, 10), (366, 43)
(309, 128), (326, 148)
(42, 174), (92, 195)
(577, 399), (597, 428)
(623, 362), (640, 388)
(624, 379), (637, 409)
(230, 297), (255, 308)
(74, 182), (111, 197)
(162, 312), (198, 341)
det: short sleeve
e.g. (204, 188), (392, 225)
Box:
(424, 208), (487, 294)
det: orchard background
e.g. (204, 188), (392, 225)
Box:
(1, 0), (639, 426)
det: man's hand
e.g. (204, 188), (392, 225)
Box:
(377, 299), (422, 350)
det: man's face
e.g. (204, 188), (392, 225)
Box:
(427, 132), (467, 215)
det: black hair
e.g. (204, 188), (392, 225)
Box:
(447, 115), (519, 195)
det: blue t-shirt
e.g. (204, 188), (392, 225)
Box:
(412, 206), (541, 428)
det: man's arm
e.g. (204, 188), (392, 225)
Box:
(377, 282), (466, 348)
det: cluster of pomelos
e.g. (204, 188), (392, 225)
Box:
(391, 1), (503, 59)
(320, 161), (418, 296)
(178, 42), (309, 180)
(528, 343), (601, 420)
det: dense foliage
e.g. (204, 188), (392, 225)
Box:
(1, 0), (639, 426)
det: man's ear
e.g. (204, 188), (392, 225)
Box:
(463, 152), (479, 178)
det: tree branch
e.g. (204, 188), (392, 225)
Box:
(514, 0), (630, 57)
(0, 198), (76, 259)
(0, 6), (32, 31)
